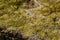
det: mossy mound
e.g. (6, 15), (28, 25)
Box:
(0, 0), (60, 40)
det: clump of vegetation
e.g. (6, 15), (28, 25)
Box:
(0, 0), (60, 40)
